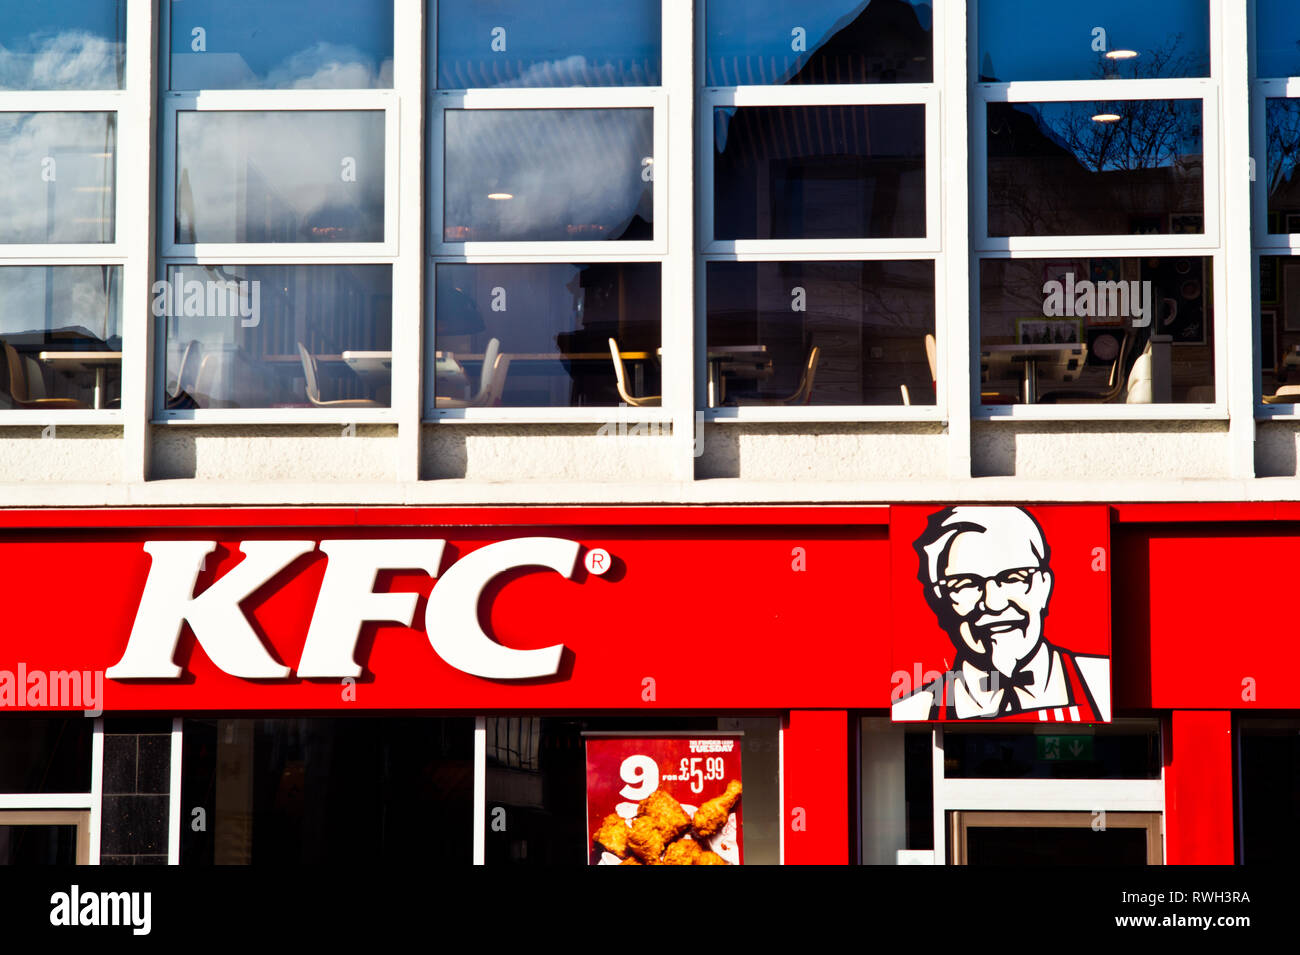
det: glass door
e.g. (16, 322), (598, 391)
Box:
(949, 811), (1162, 865)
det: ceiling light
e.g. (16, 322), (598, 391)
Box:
(487, 192), (513, 200)
(1092, 113), (1122, 123)
(1105, 49), (1139, 60)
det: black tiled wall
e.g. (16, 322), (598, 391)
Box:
(100, 718), (171, 865)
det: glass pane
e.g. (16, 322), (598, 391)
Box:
(965, 825), (1149, 865)
(0, 266), (121, 410)
(180, 718), (473, 863)
(705, 0), (932, 85)
(437, 0), (660, 88)
(978, 0), (1209, 82)
(0, 825), (78, 864)
(176, 111), (384, 244)
(706, 260), (935, 407)
(1259, 255), (1300, 403)
(0, 1), (125, 90)
(160, 264), (391, 410)
(169, 0), (393, 90)
(1257, 0), (1300, 79)
(714, 105), (925, 240)
(1238, 723), (1300, 864)
(432, 263), (660, 409)
(943, 721), (1161, 779)
(1265, 99), (1300, 234)
(0, 112), (116, 244)
(987, 101), (1203, 237)
(443, 109), (653, 243)
(0, 719), (93, 793)
(979, 257), (1215, 405)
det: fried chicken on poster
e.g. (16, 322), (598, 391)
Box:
(626, 815), (666, 863)
(637, 789), (692, 841)
(661, 837), (702, 866)
(692, 779), (742, 838)
(695, 850), (727, 865)
(592, 812), (630, 858)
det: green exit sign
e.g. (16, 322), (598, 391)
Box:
(1036, 735), (1094, 761)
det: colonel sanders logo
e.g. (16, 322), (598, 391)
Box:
(892, 506), (1110, 722)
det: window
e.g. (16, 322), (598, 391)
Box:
(180, 718), (473, 863)
(156, 1), (398, 419)
(0, 1), (126, 418)
(1255, 1), (1300, 409)
(975, 0), (1219, 412)
(701, 1), (939, 417)
(0, 717), (101, 865)
(428, 1), (666, 418)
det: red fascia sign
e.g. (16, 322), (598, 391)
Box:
(0, 508), (887, 712)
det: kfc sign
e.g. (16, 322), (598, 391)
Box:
(107, 537), (581, 682)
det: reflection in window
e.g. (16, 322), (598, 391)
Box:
(1258, 256), (1300, 404)
(706, 260), (934, 406)
(977, 0), (1208, 83)
(432, 263), (660, 409)
(168, 0), (393, 90)
(705, 0), (932, 85)
(437, 0), (660, 88)
(0, 718), (93, 793)
(0, 1), (125, 90)
(979, 257), (1214, 405)
(0, 112), (116, 244)
(1257, 1), (1300, 80)
(714, 105), (925, 240)
(181, 718), (473, 864)
(1238, 722), (1300, 864)
(161, 264), (391, 411)
(0, 266), (120, 410)
(175, 111), (384, 244)
(987, 101), (1203, 237)
(1265, 100), (1300, 235)
(443, 110), (653, 243)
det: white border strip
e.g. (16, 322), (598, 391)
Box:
(473, 715), (486, 865)
(168, 717), (182, 865)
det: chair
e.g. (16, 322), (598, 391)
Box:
(608, 337), (660, 407)
(1262, 385), (1300, 404)
(731, 345), (820, 406)
(1124, 341), (1154, 404)
(298, 343), (384, 408)
(3, 343), (86, 409)
(436, 337), (505, 408)
(165, 340), (203, 409)
(1038, 331), (1133, 405)
(901, 333), (938, 405)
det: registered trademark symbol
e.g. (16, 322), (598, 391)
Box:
(585, 548), (611, 575)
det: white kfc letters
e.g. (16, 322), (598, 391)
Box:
(106, 537), (580, 682)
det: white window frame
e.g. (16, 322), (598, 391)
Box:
(0, 84), (130, 425)
(154, 2), (408, 426)
(426, 7), (677, 425)
(971, 0), (1229, 422)
(698, 2), (947, 425)
(1251, 46), (1300, 415)
(928, 723), (1165, 865)
(0, 718), (103, 865)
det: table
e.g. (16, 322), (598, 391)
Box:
(434, 350), (657, 399)
(980, 343), (1086, 405)
(37, 351), (122, 409)
(340, 350), (392, 377)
